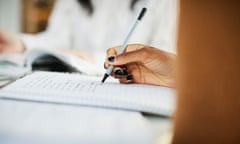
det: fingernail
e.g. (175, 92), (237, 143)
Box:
(108, 56), (115, 62)
(126, 75), (134, 81)
(114, 69), (124, 75)
(123, 69), (128, 75)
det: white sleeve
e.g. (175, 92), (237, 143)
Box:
(21, 0), (76, 50)
(150, 0), (178, 54)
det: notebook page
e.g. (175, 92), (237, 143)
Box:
(0, 72), (175, 116)
(25, 49), (103, 76)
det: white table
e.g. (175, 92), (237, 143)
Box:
(0, 98), (172, 144)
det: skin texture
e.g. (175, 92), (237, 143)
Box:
(104, 44), (176, 88)
(0, 29), (92, 62)
(0, 29), (25, 53)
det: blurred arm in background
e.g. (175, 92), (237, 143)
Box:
(1, 0), (178, 65)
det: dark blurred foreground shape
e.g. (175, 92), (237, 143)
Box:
(22, 0), (55, 33)
(173, 0), (240, 143)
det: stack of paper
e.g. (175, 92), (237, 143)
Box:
(0, 63), (30, 87)
(0, 71), (176, 116)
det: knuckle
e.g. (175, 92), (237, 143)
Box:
(139, 47), (149, 58)
(136, 43), (145, 49)
(107, 45), (121, 55)
(130, 43), (145, 50)
(106, 48), (112, 54)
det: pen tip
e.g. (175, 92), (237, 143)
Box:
(101, 73), (109, 83)
(138, 7), (147, 20)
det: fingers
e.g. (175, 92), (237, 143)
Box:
(106, 44), (144, 57)
(118, 74), (134, 84)
(106, 46), (119, 57)
(103, 44), (150, 84)
(110, 67), (128, 78)
(105, 47), (118, 68)
(113, 49), (146, 66)
(105, 48), (147, 69)
(112, 64), (144, 84)
(105, 44), (146, 67)
(112, 68), (134, 84)
(104, 61), (133, 83)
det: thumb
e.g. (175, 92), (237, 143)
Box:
(111, 49), (145, 66)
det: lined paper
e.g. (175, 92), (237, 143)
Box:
(0, 72), (175, 116)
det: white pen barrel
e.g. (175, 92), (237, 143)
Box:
(117, 20), (140, 54)
(106, 65), (114, 75)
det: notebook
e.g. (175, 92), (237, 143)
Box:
(0, 72), (175, 116)
(0, 48), (103, 78)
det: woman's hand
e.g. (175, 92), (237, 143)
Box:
(0, 29), (25, 54)
(104, 44), (176, 88)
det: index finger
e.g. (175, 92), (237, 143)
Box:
(106, 44), (145, 57)
(106, 45), (120, 58)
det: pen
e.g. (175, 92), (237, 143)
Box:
(101, 7), (147, 83)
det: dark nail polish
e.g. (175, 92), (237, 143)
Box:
(126, 75), (133, 81)
(123, 69), (129, 75)
(108, 56), (115, 62)
(114, 69), (124, 75)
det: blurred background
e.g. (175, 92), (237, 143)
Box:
(0, 0), (55, 33)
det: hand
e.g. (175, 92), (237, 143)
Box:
(0, 29), (25, 54)
(104, 44), (176, 88)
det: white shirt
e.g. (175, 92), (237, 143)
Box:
(22, 0), (177, 65)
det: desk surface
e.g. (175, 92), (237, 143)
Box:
(0, 98), (172, 144)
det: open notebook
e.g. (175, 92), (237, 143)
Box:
(0, 72), (175, 116)
(0, 48), (104, 79)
